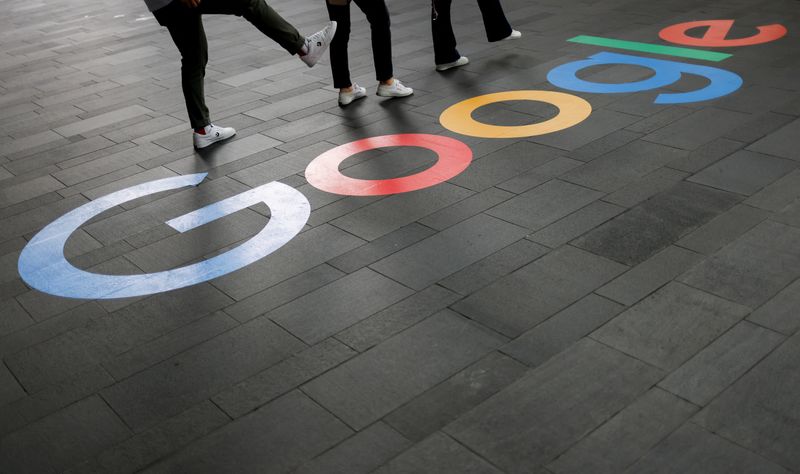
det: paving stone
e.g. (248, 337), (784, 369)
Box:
(328, 223), (435, 274)
(212, 338), (355, 419)
(487, 179), (603, 231)
(625, 423), (790, 474)
(747, 117), (800, 161)
(334, 285), (462, 352)
(417, 187), (514, 231)
(303, 310), (506, 430)
(532, 109), (641, 151)
(445, 339), (663, 473)
(0, 395), (131, 474)
(562, 140), (688, 193)
(0, 362), (25, 408)
(453, 245), (627, 337)
(0, 175), (64, 208)
(269, 268), (414, 344)
(547, 388), (697, 474)
(224, 264), (344, 323)
(688, 150), (796, 196)
(597, 245), (703, 306)
(659, 321), (784, 406)
(529, 200), (625, 248)
(142, 391), (352, 474)
(212, 224), (364, 300)
(371, 214), (528, 291)
(748, 279), (800, 335)
(593, 282), (750, 371)
(385, 352), (527, 442)
(694, 331), (800, 471)
(7, 284), (232, 392)
(724, 111), (797, 144)
(331, 183), (472, 241)
(102, 311), (239, 380)
(680, 220), (800, 308)
(501, 294), (625, 367)
(0, 298), (34, 338)
(0, 365), (115, 438)
(53, 104), (152, 138)
(449, 141), (561, 192)
(65, 401), (230, 474)
(575, 182), (740, 266)
(644, 108), (752, 151)
(295, 422), (412, 474)
(746, 169), (800, 212)
(567, 129), (642, 162)
(676, 204), (769, 255)
(496, 156), (584, 194)
(374, 432), (503, 474)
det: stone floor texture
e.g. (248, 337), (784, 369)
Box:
(1, 0), (799, 472)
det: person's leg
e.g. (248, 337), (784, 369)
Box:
(353, 0), (393, 84)
(476, 0), (512, 42)
(431, 0), (460, 65)
(199, 0), (305, 54)
(326, 0), (353, 89)
(155, 3), (211, 130)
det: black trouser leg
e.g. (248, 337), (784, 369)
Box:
(353, 0), (394, 83)
(156, 5), (210, 129)
(199, 0), (305, 54)
(431, 0), (461, 65)
(477, 0), (512, 42)
(326, 2), (353, 88)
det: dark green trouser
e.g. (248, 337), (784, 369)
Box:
(154, 0), (305, 129)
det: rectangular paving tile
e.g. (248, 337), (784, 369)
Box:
(370, 213), (529, 291)
(688, 150), (796, 196)
(53, 104), (152, 137)
(659, 321), (784, 406)
(374, 432), (503, 474)
(417, 187), (513, 231)
(302, 310), (506, 430)
(65, 401), (230, 474)
(675, 204), (769, 255)
(212, 339), (355, 419)
(748, 279), (800, 335)
(101, 316), (304, 431)
(746, 169), (800, 211)
(294, 422), (411, 474)
(488, 179), (602, 231)
(0, 362), (25, 407)
(547, 388), (697, 474)
(747, 117), (800, 161)
(384, 352), (527, 442)
(562, 140), (687, 192)
(452, 245), (627, 337)
(331, 183), (472, 241)
(445, 339), (663, 473)
(0, 395), (130, 474)
(693, 332), (800, 471)
(625, 423), (789, 474)
(532, 109), (641, 151)
(528, 200), (625, 248)
(269, 268), (414, 344)
(501, 294), (624, 367)
(574, 182), (740, 265)
(593, 282), (750, 370)
(643, 107), (752, 151)
(597, 245), (703, 306)
(143, 391), (353, 474)
(333, 285), (461, 352)
(449, 141), (561, 192)
(680, 220), (800, 308)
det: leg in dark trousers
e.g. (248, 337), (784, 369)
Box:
(154, 0), (306, 128)
(431, 0), (513, 65)
(477, 0), (512, 42)
(353, 0), (393, 83)
(431, 0), (460, 65)
(326, 0), (393, 88)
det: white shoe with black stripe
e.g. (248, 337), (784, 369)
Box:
(193, 124), (236, 149)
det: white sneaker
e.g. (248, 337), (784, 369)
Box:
(193, 124), (236, 149)
(376, 79), (413, 98)
(502, 29), (522, 41)
(339, 84), (367, 106)
(436, 56), (469, 71)
(300, 21), (337, 68)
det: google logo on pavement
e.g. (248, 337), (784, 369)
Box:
(18, 19), (787, 299)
